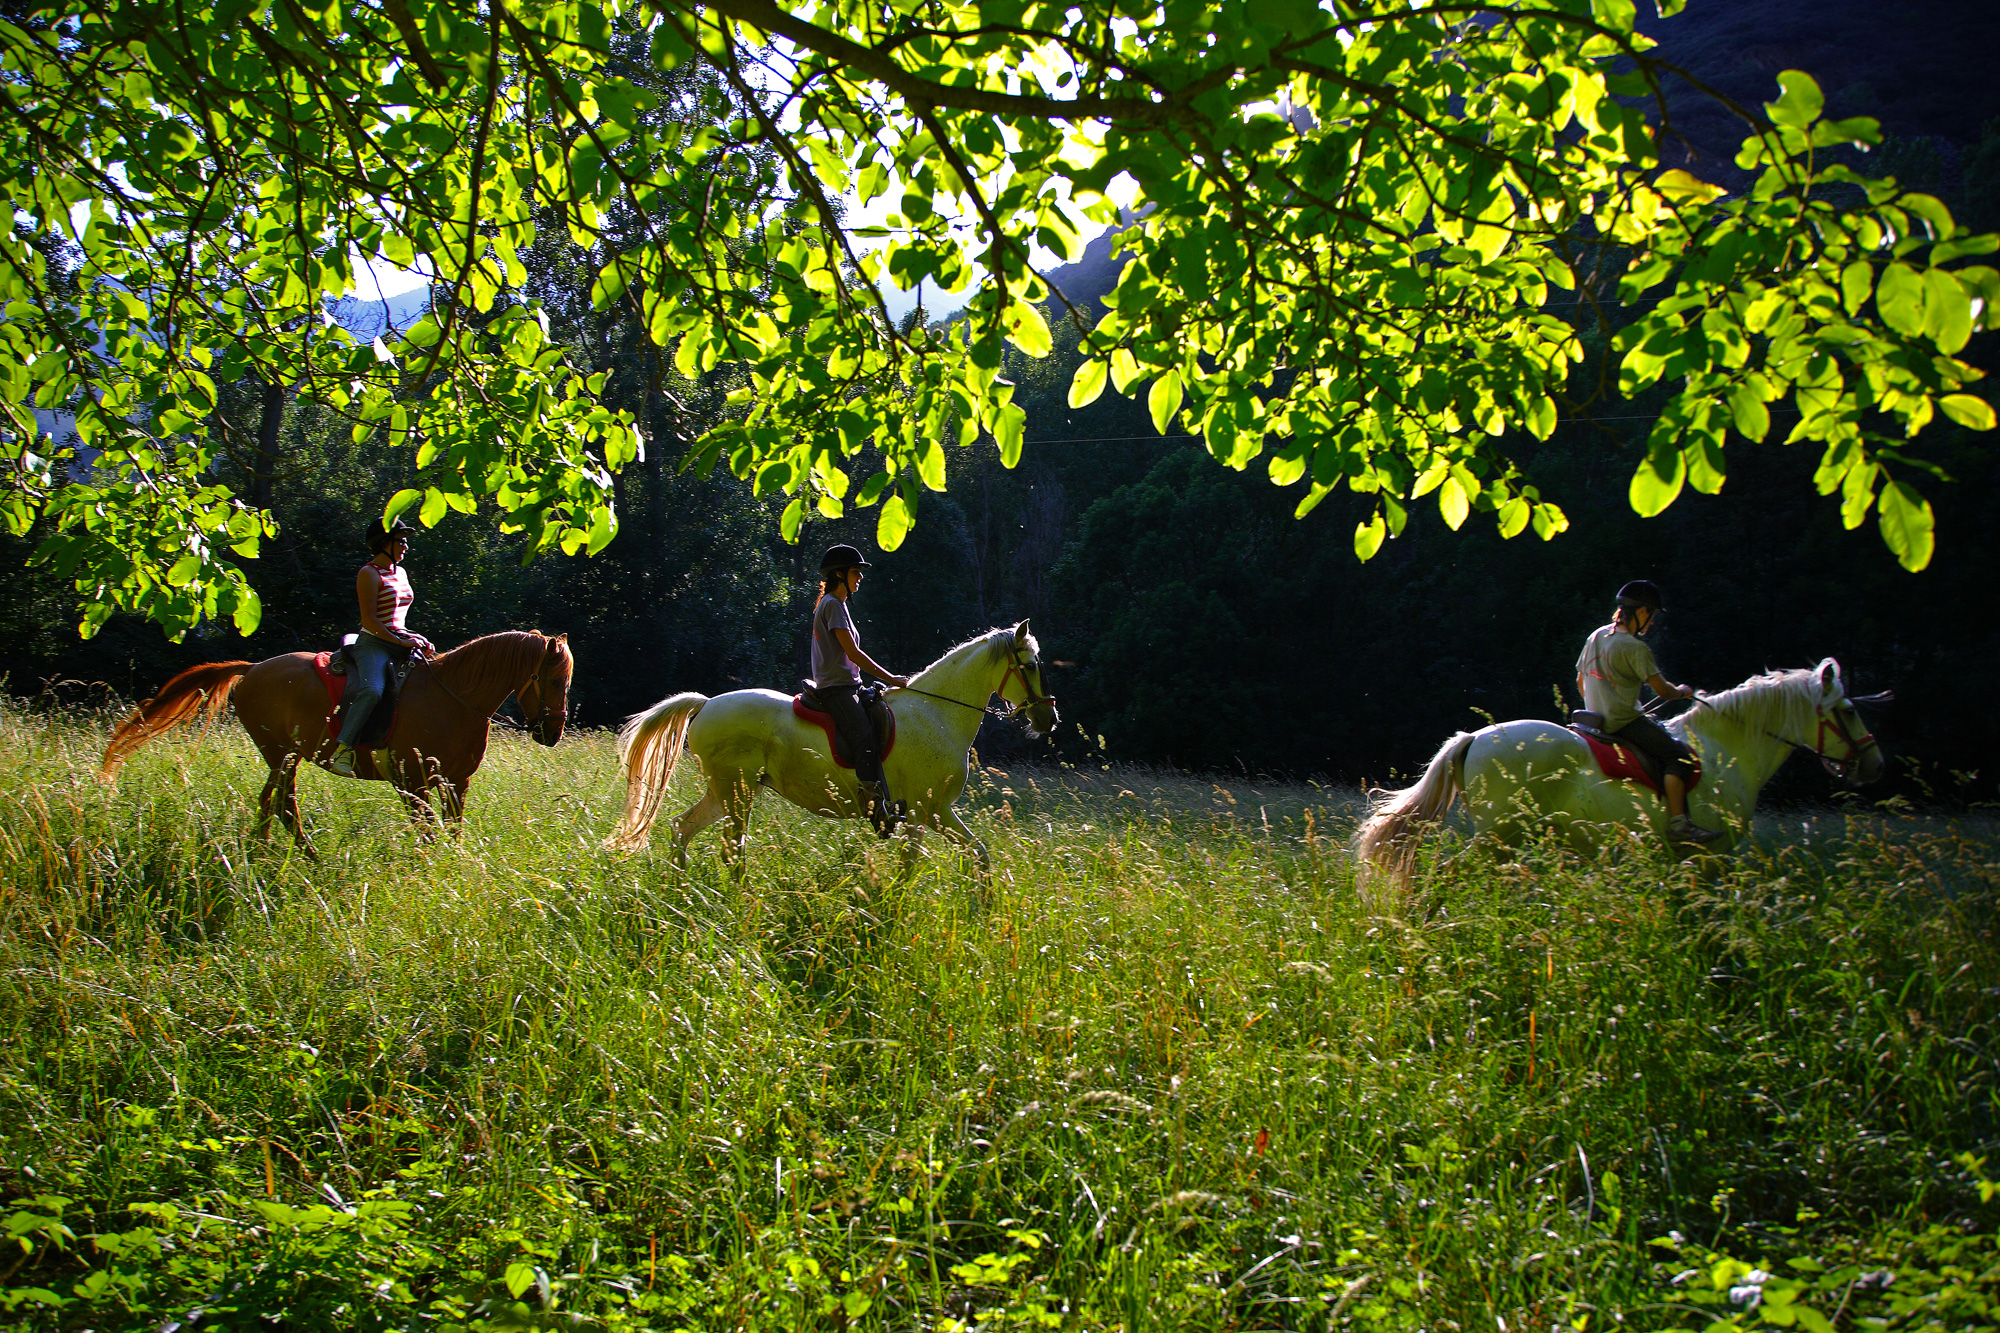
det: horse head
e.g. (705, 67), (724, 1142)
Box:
(519, 633), (573, 747)
(1811, 658), (1884, 785)
(1007, 620), (1060, 740)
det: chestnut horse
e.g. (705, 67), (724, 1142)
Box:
(100, 631), (574, 853)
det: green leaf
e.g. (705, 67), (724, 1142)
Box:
(779, 494), (805, 543)
(1877, 480), (1934, 572)
(1629, 449), (1686, 517)
(1730, 386), (1770, 441)
(992, 401), (1025, 468)
(1005, 300), (1051, 357)
(1069, 358), (1107, 409)
(876, 492), (913, 550)
(1923, 267), (1973, 352)
(586, 501), (616, 555)
(1874, 262), (1926, 335)
(1354, 512), (1386, 561)
(1148, 370), (1183, 436)
(383, 489), (423, 523)
(1840, 261), (1872, 317)
(1940, 394), (1996, 430)
(1764, 71), (1824, 130)
(504, 1262), (537, 1300)
(419, 486), (447, 528)
(231, 586), (263, 635)
(1437, 475), (1469, 530)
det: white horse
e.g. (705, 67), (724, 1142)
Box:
(604, 621), (1057, 867)
(1354, 659), (1884, 891)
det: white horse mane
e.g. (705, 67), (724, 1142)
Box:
(911, 626), (1035, 685)
(1683, 666), (1832, 740)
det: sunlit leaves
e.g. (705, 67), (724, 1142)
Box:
(2, 0), (1995, 644)
(1877, 481), (1935, 573)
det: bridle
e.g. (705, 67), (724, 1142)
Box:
(518, 652), (570, 742)
(1806, 698), (1880, 780)
(418, 643), (569, 738)
(1681, 691), (1884, 781)
(892, 645), (1057, 722)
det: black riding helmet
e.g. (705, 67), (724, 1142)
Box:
(818, 543), (873, 573)
(1615, 579), (1664, 633)
(368, 517), (416, 553)
(1615, 579), (1663, 611)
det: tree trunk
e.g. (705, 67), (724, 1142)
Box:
(250, 377), (285, 509)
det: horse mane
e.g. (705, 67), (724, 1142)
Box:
(431, 630), (558, 696)
(1684, 666), (1826, 740)
(910, 626), (1033, 685)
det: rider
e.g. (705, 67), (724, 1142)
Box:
(1575, 580), (1723, 846)
(325, 517), (435, 778)
(811, 543), (908, 836)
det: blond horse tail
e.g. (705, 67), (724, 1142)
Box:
(604, 692), (707, 851)
(100, 662), (253, 782)
(1352, 731), (1475, 900)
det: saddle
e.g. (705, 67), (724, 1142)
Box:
(312, 633), (409, 749)
(793, 680), (897, 769)
(1569, 710), (1701, 796)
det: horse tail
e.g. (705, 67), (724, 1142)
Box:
(100, 662), (253, 781)
(604, 692), (707, 851)
(1353, 731), (1475, 899)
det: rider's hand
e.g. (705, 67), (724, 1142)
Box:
(887, 675), (910, 688)
(1679, 684), (1697, 700)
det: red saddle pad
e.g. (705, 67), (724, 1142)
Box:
(313, 651), (397, 745)
(793, 695), (896, 769)
(1577, 729), (1701, 794)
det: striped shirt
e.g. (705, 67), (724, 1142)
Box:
(367, 562), (414, 640)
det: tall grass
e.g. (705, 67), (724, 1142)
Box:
(1, 698), (1996, 1329)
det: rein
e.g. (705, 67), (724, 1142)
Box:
(417, 646), (566, 734)
(891, 648), (1055, 722)
(1677, 693), (1881, 779)
(416, 656), (492, 719)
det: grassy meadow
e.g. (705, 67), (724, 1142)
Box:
(2, 698), (1999, 1330)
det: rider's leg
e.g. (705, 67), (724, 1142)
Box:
(823, 686), (892, 832)
(329, 636), (393, 774)
(1663, 773), (1688, 819)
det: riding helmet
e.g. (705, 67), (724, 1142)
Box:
(1614, 579), (1663, 611)
(818, 543), (873, 573)
(368, 517), (417, 553)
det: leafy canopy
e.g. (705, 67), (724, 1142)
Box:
(2, 0), (1994, 638)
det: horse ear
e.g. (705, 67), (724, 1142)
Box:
(1818, 658), (1841, 695)
(1013, 619), (1030, 646)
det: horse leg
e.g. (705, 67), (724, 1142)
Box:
(421, 757), (463, 836)
(256, 764), (282, 841)
(278, 758), (317, 860)
(438, 771), (468, 833)
(715, 769), (757, 870)
(671, 779), (733, 868)
(937, 805), (991, 874)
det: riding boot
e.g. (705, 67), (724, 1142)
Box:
(1666, 815), (1723, 846)
(857, 780), (887, 836)
(324, 744), (358, 778)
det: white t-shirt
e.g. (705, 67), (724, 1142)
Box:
(811, 593), (862, 687)
(1576, 624), (1659, 730)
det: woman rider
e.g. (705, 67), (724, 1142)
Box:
(1575, 579), (1722, 846)
(325, 517), (436, 777)
(811, 544), (908, 835)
